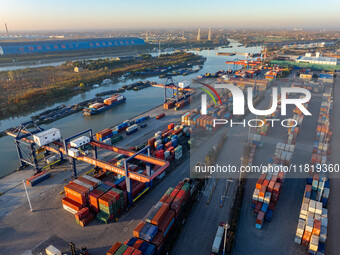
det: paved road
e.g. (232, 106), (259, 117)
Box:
(232, 82), (327, 255)
(327, 77), (340, 255)
(171, 83), (279, 254)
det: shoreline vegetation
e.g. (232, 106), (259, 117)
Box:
(0, 51), (205, 120)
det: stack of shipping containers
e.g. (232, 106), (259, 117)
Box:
(106, 179), (198, 255)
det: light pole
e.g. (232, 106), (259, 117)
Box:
(23, 180), (33, 212)
(223, 223), (229, 255)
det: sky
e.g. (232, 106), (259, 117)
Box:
(1, 0), (340, 31)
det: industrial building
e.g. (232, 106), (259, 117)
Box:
(0, 37), (145, 56)
(296, 53), (338, 66)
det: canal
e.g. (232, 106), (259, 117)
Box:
(0, 41), (262, 177)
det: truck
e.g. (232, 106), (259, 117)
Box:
(126, 124), (138, 135)
(212, 224), (225, 254)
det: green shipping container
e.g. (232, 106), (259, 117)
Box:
(165, 187), (174, 196)
(114, 244), (128, 255)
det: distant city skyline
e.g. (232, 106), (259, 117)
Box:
(1, 0), (340, 31)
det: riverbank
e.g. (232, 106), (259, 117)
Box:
(0, 52), (204, 120)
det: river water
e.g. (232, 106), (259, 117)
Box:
(0, 41), (262, 177)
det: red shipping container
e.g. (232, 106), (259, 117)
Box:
(168, 123), (175, 130)
(268, 181), (275, 192)
(99, 194), (114, 207)
(104, 181), (116, 188)
(176, 190), (187, 201)
(131, 250), (142, 255)
(77, 176), (98, 188)
(62, 197), (83, 212)
(165, 195), (174, 204)
(132, 183), (145, 198)
(262, 179), (269, 189)
(170, 188), (180, 197)
(132, 239), (144, 250)
(75, 207), (89, 221)
(160, 194), (169, 203)
(256, 174), (266, 189)
(271, 192), (279, 203)
(170, 197), (182, 217)
(256, 211), (265, 225)
(254, 202), (262, 214)
(151, 232), (165, 250)
(271, 175), (277, 183)
(79, 213), (94, 227)
(122, 247), (135, 255)
(277, 172), (284, 183)
(166, 146), (175, 155)
(158, 210), (175, 233)
(313, 220), (321, 235)
(269, 201), (276, 210)
(156, 113), (165, 119)
(107, 242), (122, 255)
(273, 182), (281, 194)
(165, 142), (172, 149)
(148, 138), (156, 147)
(175, 181), (185, 190)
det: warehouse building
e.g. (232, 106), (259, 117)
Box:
(0, 37), (145, 56)
(296, 53), (338, 66)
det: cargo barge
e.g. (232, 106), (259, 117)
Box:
(83, 94), (126, 116)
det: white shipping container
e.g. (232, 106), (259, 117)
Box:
(73, 179), (93, 191)
(299, 212), (307, 220)
(306, 217), (314, 232)
(309, 200), (316, 213)
(309, 234), (319, 252)
(178, 80), (190, 88)
(315, 202), (323, 215)
(212, 226), (224, 253)
(68, 148), (79, 157)
(303, 197), (310, 205)
(33, 128), (61, 146)
(116, 95), (124, 101)
(45, 245), (62, 255)
(127, 124), (138, 132)
(82, 174), (102, 185)
(264, 192), (271, 204)
(103, 138), (111, 145)
(252, 189), (259, 201)
(307, 212), (315, 219)
(70, 136), (90, 148)
(63, 204), (77, 214)
(315, 214), (321, 221)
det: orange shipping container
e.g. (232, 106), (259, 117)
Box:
(107, 242), (122, 255)
(133, 222), (145, 238)
(151, 203), (170, 226)
(132, 238), (144, 250)
(64, 184), (87, 205)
